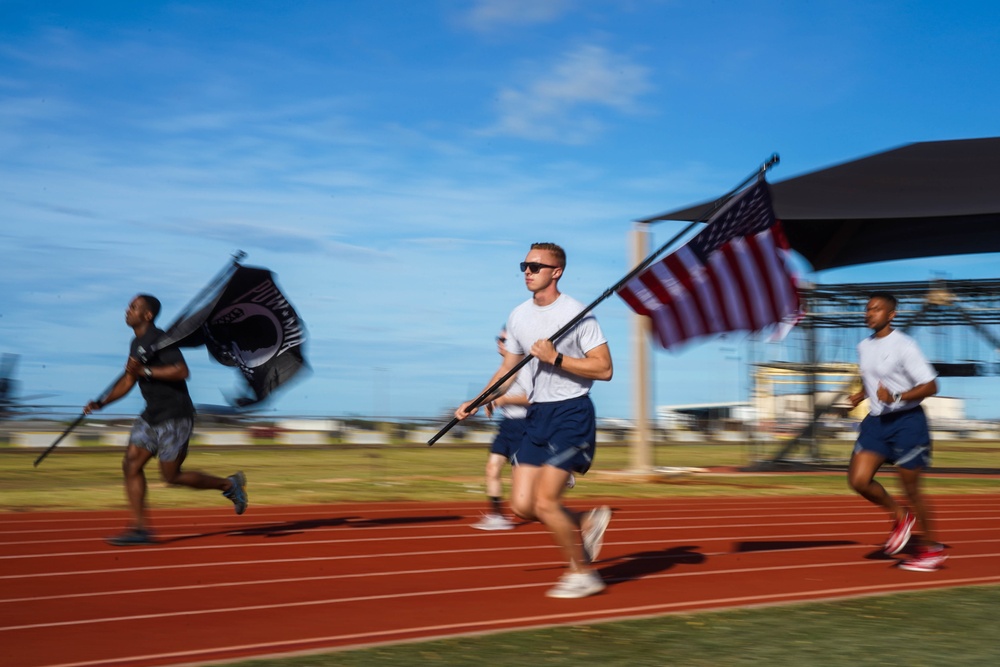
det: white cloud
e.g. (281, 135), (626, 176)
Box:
(460, 0), (573, 31)
(485, 44), (652, 144)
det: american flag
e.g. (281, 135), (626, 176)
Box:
(618, 180), (800, 349)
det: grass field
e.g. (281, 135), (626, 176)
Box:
(4, 440), (999, 666)
(3, 438), (1000, 510)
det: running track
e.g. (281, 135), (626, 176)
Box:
(3, 494), (1000, 667)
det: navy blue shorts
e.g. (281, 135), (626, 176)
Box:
(854, 406), (932, 470)
(490, 417), (526, 460)
(514, 395), (596, 474)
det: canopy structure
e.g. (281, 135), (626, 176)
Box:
(640, 137), (1000, 271)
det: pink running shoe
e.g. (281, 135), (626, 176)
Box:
(899, 544), (948, 572)
(884, 511), (915, 555)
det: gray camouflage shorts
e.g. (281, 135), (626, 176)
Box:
(129, 416), (194, 462)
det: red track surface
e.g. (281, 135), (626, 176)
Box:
(3, 494), (1000, 667)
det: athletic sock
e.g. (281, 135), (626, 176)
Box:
(489, 496), (503, 515)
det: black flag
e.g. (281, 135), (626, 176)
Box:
(146, 265), (308, 407)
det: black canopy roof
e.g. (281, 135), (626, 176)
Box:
(640, 137), (1000, 271)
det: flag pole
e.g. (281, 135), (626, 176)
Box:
(427, 154), (780, 446)
(34, 251), (248, 466)
(147, 249), (247, 353)
(33, 374), (123, 467)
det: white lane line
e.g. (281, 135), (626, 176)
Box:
(4, 506), (999, 538)
(2, 525), (997, 578)
(3, 514), (998, 555)
(32, 572), (1000, 667)
(3, 543), (999, 606)
(5, 565), (1000, 635)
(1, 495), (995, 529)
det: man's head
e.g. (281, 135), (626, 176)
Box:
(137, 294), (161, 320)
(865, 291), (896, 333)
(522, 242), (565, 295)
(125, 294), (160, 329)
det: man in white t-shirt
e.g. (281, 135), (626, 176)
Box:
(848, 292), (946, 572)
(455, 243), (613, 598)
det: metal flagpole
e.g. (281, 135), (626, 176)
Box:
(428, 154), (781, 446)
(33, 251), (248, 467)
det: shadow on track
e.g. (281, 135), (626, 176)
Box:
(599, 545), (706, 585)
(735, 539), (858, 553)
(159, 514), (463, 542)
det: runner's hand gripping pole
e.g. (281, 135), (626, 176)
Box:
(428, 354), (535, 446)
(33, 374), (123, 467)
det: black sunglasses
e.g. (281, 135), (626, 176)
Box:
(520, 262), (559, 274)
(495, 336), (506, 343)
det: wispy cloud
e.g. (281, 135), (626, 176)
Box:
(459, 0), (573, 31)
(484, 44), (652, 143)
(161, 219), (389, 258)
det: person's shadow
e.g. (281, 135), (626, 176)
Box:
(159, 514), (463, 543)
(734, 539), (858, 553)
(597, 545), (706, 584)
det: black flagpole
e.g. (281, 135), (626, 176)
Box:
(33, 374), (122, 467)
(427, 154), (780, 446)
(145, 249), (247, 354)
(33, 251), (248, 467)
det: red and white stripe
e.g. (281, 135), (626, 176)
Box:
(619, 221), (799, 349)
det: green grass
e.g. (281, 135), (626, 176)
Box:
(2, 439), (998, 510)
(230, 585), (1000, 667)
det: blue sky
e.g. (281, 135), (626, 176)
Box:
(2, 0), (999, 422)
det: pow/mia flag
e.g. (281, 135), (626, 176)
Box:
(150, 264), (308, 407)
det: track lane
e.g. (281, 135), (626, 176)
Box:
(3, 495), (999, 667)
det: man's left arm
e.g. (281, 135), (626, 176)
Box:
(530, 340), (612, 381)
(875, 379), (937, 404)
(127, 351), (190, 382)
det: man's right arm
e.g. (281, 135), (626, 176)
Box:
(455, 351), (525, 420)
(83, 359), (139, 414)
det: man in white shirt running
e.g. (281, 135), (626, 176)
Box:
(455, 242), (613, 598)
(848, 292), (946, 572)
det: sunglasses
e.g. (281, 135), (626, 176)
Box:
(520, 262), (559, 274)
(495, 336), (506, 343)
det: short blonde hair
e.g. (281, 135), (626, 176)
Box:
(530, 242), (566, 268)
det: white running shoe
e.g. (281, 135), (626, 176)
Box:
(471, 513), (515, 531)
(545, 571), (606, 599)
(566, 473), (576, 489)
(582, 506), (612, 562)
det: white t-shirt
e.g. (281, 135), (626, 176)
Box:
(498, 369), (530, 420)
(857, 329), (937, 416)
(505, 293), (608, 404)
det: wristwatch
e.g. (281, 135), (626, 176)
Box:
(143, 366), (153, 379)
(891, 391), (901, 404)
